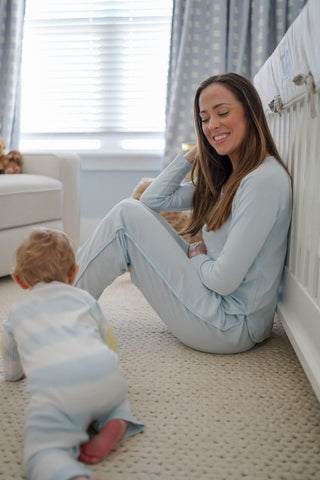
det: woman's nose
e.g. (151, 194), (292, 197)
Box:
(208, 116), (219, 131)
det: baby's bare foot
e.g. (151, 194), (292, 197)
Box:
(79, 419), (127, 464)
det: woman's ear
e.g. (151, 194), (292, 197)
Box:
(68, 264), (79, 285)
(11, 272), (29, 290)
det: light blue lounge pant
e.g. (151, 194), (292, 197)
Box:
(24, 368), (144, 480)
(76, 199), (255, 354)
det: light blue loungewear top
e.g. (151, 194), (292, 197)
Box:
(2, 281), (144, 480)
(141, 154), (292, 343)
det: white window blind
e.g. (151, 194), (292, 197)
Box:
(20, 0), (173, 138)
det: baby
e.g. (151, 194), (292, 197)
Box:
(1, 228), (144, 480)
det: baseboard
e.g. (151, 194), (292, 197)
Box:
(277, 268), (320, 402)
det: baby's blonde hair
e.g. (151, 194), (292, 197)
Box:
(14, 228), (75, 287)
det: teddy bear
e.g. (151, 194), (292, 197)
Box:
(0, 136), (24, 174)
(131, 177), (202, 244)
(4, 149), (24, 174)
(0, 136), (6, 153)
(0, 137), (8, 174)
(0, 153), (9, 174)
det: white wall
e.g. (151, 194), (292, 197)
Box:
(79, 165), (161, 245)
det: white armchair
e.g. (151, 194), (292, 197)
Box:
(0, 152), (81, 277)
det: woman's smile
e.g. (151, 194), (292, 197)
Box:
(199, 83), (247, 168)
(213, 133), (230, 145)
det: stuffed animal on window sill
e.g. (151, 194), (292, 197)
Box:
(0, 137), (24, 174)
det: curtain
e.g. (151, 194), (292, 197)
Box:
(0, 0), (26, 150)
(165, 0), (308, 163)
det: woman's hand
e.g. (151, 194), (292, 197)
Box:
(188, 240), (207, 258)
(184, 144), (198, 164)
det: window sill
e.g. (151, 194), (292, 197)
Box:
(19, 134), (165, 172)
(79, 151), (164, 171)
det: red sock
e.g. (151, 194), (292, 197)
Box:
(79, 419), (127, 464)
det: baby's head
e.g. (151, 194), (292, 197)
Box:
(13, 228), (77, 289)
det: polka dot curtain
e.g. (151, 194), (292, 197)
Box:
(0, 0), (26, 150)
(164, 0), (307, 164)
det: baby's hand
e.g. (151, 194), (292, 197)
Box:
(188, 241), (207, 258)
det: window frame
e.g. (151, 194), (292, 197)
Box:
(19, 1), (172, 168)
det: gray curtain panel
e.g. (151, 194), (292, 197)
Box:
(0, 0), (26, 150)
(164, 0), (307, 163)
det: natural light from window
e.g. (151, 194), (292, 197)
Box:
(20, 0), (173, 155)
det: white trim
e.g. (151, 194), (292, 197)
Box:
(277, 268), (320, 402)
(20, 149), (163, 172)
(20, 134), (165, 172)
(79, 152), (164, 171)
(20, 150), (163, 172)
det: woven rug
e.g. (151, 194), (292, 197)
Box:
(1, 273), (320, 480)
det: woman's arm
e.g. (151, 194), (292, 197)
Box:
(140, 154), (194, 212)
(190, 162), (291, 295)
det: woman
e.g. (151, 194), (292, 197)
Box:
(75, 73), (292, 354)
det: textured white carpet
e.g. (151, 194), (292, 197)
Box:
(1, 273), (320, 480)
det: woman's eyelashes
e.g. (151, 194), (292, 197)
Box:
(200, 111), (229, 124)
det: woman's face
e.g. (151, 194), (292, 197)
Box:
(198, 83), (247, 168)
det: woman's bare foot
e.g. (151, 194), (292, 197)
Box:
(79, 419), (128, 464)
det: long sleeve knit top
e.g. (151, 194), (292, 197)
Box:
(140, 154), (292, 342)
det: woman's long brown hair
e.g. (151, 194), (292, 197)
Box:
(183, 73), (291, 236)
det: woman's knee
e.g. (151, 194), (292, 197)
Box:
(118, 197), (151, 215)
(95, 198), (144, 235)
(118, 198), (140, 209)
(114, 198), (158, 227)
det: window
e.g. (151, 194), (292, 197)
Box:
(20, 0), (173, 156)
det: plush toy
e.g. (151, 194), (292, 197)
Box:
(4, 149), (24, 174)
(0, 154), (9, 174)
(0, 136), (6, 154)
(0, 137), (8, 174)
(0, 137), (24, 174)
(131, 177), (202, 243)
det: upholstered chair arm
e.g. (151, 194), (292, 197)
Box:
(22, 152), (81, 249)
